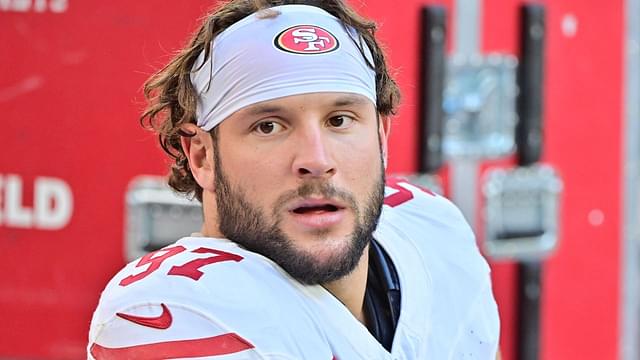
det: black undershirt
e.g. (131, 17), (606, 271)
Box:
(363, 239), (401, 351)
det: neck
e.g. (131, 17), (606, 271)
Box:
(322, 245), (370, 324)
(200, 192), (225, 238)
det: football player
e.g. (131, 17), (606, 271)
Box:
(88, 1), (500, 359)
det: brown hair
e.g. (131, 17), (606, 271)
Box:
(140, 0), (401, 202)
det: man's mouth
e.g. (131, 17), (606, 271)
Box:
(287, 199), (347, 229)
(292, 204), (340, 214)
(289, 198), (345, 213)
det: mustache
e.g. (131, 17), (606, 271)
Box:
(272, 181), (358, 214)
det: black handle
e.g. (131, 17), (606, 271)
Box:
(516, 5), (546, 360)
(516, 4), (546, 166)
(419, 6), (447, 173)
(517, 261), (542, 360)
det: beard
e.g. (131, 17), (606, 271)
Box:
(212, 143), (385, 285)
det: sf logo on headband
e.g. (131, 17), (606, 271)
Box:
(274, 25), (339, 54)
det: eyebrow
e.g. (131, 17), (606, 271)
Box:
(332, 94), (370, 107)
(243, 94), (371, 116)
(245, 104), (285, 116)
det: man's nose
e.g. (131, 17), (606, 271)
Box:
(291, 127), (336, 179)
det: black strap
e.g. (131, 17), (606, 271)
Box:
(363, 239), (401, 351)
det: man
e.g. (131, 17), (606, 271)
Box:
(88, 1), (500, 359)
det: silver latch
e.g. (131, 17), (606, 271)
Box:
(443, 54), (519, 159)
(482, 165), (563, 260)
(125, 176), (203, 261)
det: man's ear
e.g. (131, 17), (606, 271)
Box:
(180, 123), (215, 192)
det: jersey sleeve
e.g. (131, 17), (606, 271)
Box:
(451, 282), (501, 359)
(87, 238), (335, 360)
(88, 300), (331, 360)
(88, 302), (266, 360)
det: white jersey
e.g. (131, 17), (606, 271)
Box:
(88, 179), (499, 359)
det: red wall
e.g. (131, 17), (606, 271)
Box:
(483, 0), (623, 358)
(0, 2), (214, 358)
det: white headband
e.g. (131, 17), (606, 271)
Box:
(191, 4), (377, 131)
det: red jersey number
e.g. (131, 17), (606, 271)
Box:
(119, 246), (187, 286)
(119, 246), (243, 286)
(168, 247), (244, 281)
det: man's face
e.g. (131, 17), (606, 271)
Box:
(212, 92), (386, 285)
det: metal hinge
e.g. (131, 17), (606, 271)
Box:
(443, 54), (519, 159)
(125, 176), (203, 261)
(482, 164), (563, 260)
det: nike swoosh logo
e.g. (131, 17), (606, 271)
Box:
(116, 303), (172, 329)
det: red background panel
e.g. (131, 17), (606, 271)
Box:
(483, 0), (623, 359)
(0, 2), (214, 358)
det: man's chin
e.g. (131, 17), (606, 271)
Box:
(275, 233), (368, 283)
(283, 249), (365, 285)
(280, 225), (355, 256)
(296, 239), (357, 266)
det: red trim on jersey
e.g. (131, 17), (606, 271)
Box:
(90, 333), (254, 359)
(384, 177), (436, 207)
(116, 303), (172, 330)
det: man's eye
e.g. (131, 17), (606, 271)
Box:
(328, 115), (354, 128)
(253, 121), (284, 135)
